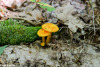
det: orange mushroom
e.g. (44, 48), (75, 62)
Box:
(37, 29), (50, 46)
(42, 23), (59, 43)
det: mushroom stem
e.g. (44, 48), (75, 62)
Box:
(46, 33), (52, 44)
(42, 37), (45, 43)
(41, 37), (45, 46)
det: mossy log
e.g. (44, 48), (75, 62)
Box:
(0, 19), (41, 45)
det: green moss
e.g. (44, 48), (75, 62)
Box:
(0, 19), (41, 45)
(0, 19), (21, 26)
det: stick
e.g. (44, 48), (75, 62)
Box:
(91, 0), (96, 35)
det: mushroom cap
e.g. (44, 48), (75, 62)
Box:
(37, 29), (50, 37)
(42, 23), (59, 32)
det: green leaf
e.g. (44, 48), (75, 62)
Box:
(37, 2), (55, 11)
(47, 7), (55, 11)
(30, 0), (36, 2)
(0, 45), (7, 56)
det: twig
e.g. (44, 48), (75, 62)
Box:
(91, 0), (96, 35)
(9, 17), (41, 26)
(59, 27), (68, 31)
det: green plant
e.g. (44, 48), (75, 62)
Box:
(30, 0), (55, 11)
(0, 45), (7, 56)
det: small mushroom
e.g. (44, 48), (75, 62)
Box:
(37, 29), (50, 46)
(42, 23), (59, 44)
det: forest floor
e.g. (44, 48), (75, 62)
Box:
(0, 0), (100, 67)
(1, 33), (100, 67)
